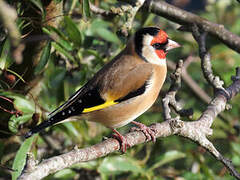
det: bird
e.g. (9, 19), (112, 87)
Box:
(24, 27), (180, 152)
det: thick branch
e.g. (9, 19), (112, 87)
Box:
(19, 65), (240, 180)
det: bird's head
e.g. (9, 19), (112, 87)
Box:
(134, 27), (180, 65)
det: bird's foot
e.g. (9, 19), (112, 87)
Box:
(131, 121), (156, 143)
(112, 129), (130, 153)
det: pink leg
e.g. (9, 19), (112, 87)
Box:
(131, 121), (156, 143)
(112, 129), (130, 153)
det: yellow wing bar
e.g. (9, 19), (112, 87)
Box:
(82, 100), (117, 113)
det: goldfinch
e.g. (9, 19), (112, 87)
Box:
(25, 27), (180, 151)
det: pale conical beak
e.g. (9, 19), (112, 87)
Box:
(165, 39), (181, 51)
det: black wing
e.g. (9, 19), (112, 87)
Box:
(24, 86), (105, 138)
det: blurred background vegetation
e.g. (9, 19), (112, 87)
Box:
(0, 0), (240, 179)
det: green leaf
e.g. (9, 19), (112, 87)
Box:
(10, 96), (35, 113)
(9, 114), (33, 133)
(43, 27), (73, 51)
(231, 142), (240, 155)
(12, 136), (35, 180)
(148, 150), (186, 171)
(54, 0), (63, 4)
(95, 28), (120, 44)
(71, 160), (98, 170)
(34, 41), (51, 75)
(91, 19), (110, 29)
(6, 95), (35, 133)
(98, 156), (142, 176)
(90, 19), (120, 44)
(62, 122), (82, 139)
(82, 0), (90, 19)
(53, 168), (76, 179)
(51, 42), (75, 62)
(49, 67), (66, 88)
(64, 16), (82, 46)
(183, 172), (205, 180)
(232, 154), (240, 166)
(0, 38), (12, 69)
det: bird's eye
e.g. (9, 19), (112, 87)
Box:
(152, 40), (168, 50)
(152, 43), (162, 49)
(152, 39), (169, 50)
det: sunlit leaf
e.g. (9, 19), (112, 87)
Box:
(95, 28), (120, 44)
(53, 168), (76, 179)
(10, 96), (35, 113)
(12, 136), (35, 180)
(0, 38), (11, 69)
(98, 156), (142, 175)
(231, 142), (240, 155)
(183, 172), (205, 180)
(148, 150), (186, 171)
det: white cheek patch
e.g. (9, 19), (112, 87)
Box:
(141, 34), (166, 66)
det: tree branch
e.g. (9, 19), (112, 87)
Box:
(163, 60), (193, 119)
(167, 60), (212, 104)
(110, 0), (146, 36)
(18, 62), (240, 179)
(144, 0), (240, 53)
(18, 1), (240, 179)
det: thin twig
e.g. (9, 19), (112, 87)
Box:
(191, 24), (231, 102)
(167, 60), (211, 103)
(163, 60), (193, 119)
(89, 3), (116, 17)
(111, 0), (146, 36)
(164, 60), (240, 179)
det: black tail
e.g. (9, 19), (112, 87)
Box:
(24, 87), (106, 138)
(24, 102), (84, 138)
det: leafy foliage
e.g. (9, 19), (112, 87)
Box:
(0, 0), (239, 179)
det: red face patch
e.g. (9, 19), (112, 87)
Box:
(155, 49), (166, 59)
(150, 30), (168, 45)
(151, 30), (168, 59)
